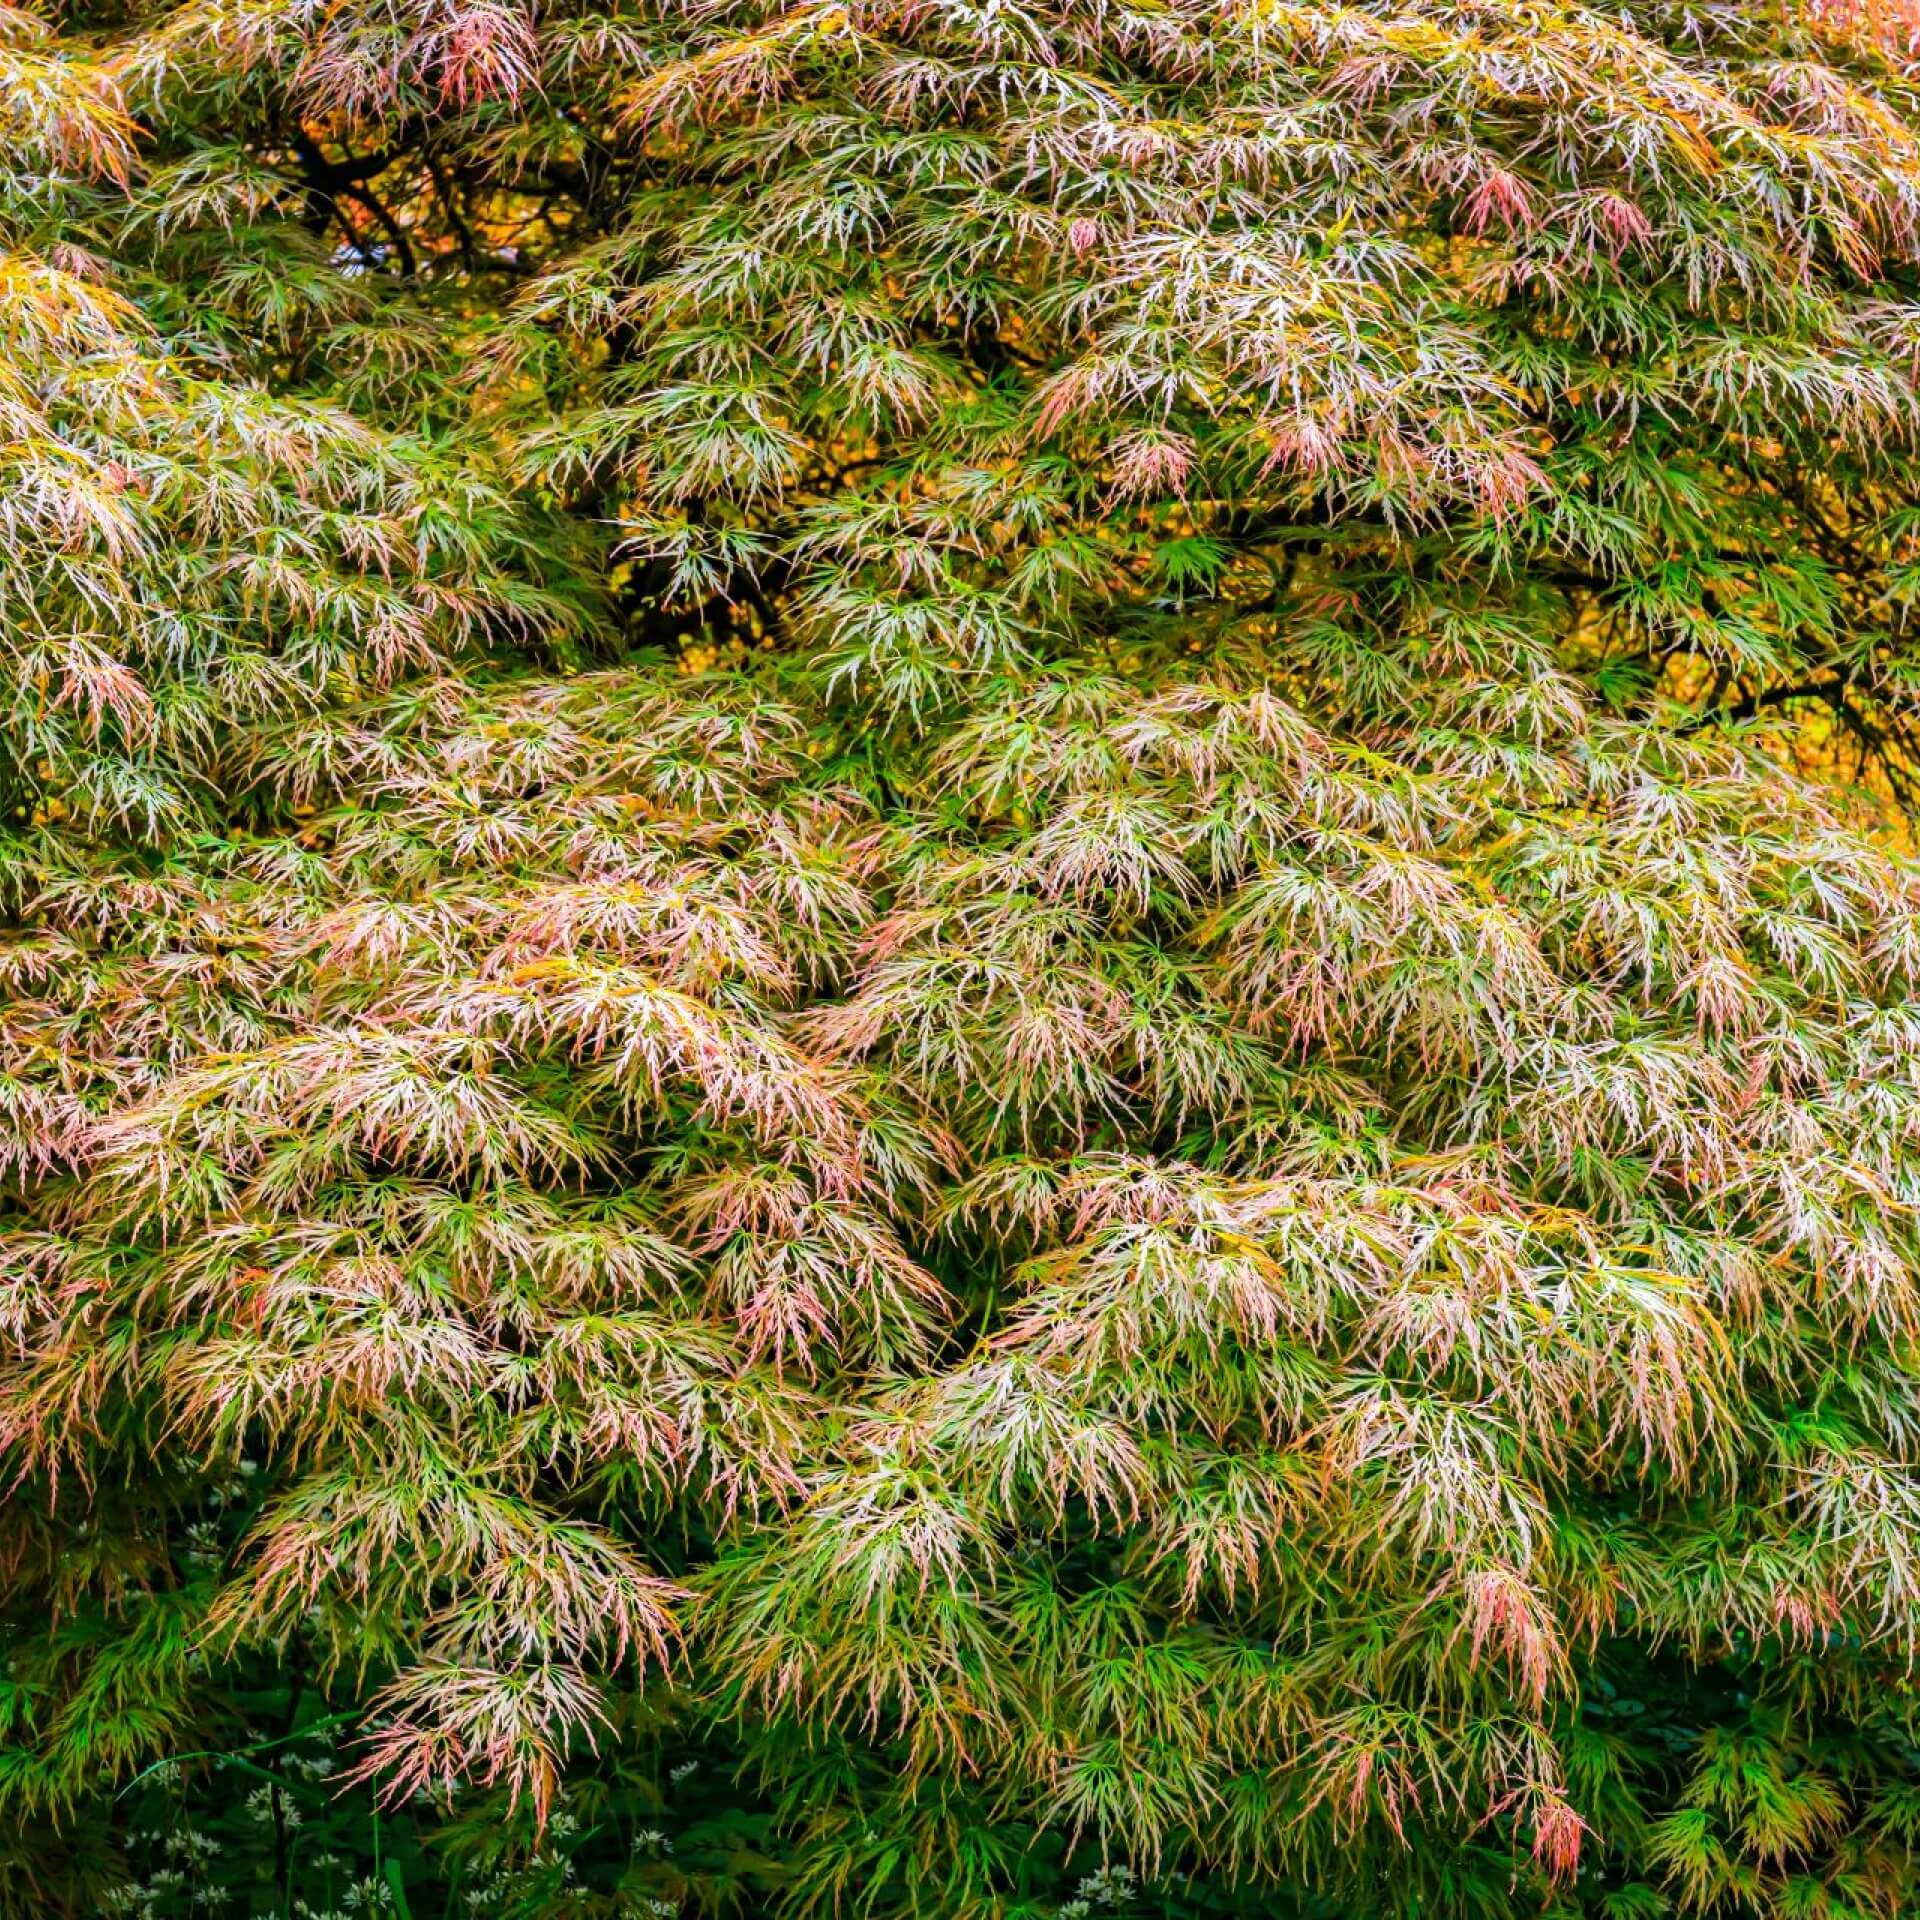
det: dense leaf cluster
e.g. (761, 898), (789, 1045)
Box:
(10, 0), (1920, 1915)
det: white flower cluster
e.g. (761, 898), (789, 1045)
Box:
(1057, 1863), (1139, 1919)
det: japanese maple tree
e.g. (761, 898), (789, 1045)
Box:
(8, 1), (1920, 1917)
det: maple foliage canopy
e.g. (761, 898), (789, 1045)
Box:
(10, 0), (1920, 1916)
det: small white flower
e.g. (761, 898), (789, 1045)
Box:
(243, 1783), (301, 1829)
(1072, 1865), (1138, 1909)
